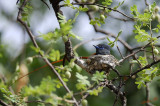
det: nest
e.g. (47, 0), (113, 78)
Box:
(77, 55), (119, 74)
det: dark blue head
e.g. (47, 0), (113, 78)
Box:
(93, 44), (110, 55)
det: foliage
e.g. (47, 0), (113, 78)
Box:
(0, 87), (26, 106)
(87, 86), (103, 96)
(91, 71), (106, 83)
(134, 56), (159, 89)
(1, 0), (160, 106)
(102, 0), (112, 7)
(76, 73), (91, 90)
(19, 0), (33, 27)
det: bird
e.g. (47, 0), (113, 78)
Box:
(15, 43), (117, 81)
(93, 43), (111, 55)
(86, 43), (118, 74)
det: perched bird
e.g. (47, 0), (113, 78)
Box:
(93, 43), (111, 55)
(85, 43), (118, 74)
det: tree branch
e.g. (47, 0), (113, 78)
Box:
(61, 2), (135, 20)
(0, 99), (9, 106)
(131, 59), (160, 77)
(87, 12), (132, 51)
(17, 0), (78, 105)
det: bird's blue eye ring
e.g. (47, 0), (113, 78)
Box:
(99, 46), (104, 50)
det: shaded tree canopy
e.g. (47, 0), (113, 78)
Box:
(0, 0), (160, 106)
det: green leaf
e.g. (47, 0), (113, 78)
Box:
(102, 0), (113, 7)
(91, 71), (106, 83)
(134, 26), (150, 42)
(137, 13), (152, 25)
(157, 24), (160, 29)
(20, 2), (32, 27)
(138, 56), (148, 67)
(30, 46), (44, 55)
(87, 87), (103, 96)
(76, 73), (91, 90)
(24, 76), (58, 96)
(115, 30), (122, 42)
(152, 28), (159, 33)
(135, 82), (142, 89)
(130, 5), (139, 16)
(114, 1), (124, 9)
(48, 49), (60, 61)
(65, 0), (70, 4)
(78, 6), (88, 11)
(130, 60), (138, 64)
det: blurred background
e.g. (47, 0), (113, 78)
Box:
(0, 0), (160, 106)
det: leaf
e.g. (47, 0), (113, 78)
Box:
(114, 0), (124, 9)
(78, 6), (88, 11)
(134, 26), (150, 42)
(115, 30), (122, 42)
(157, 24), (160, 29)
(137, 13), (152, 25)
(130, 5), (139, 16)
(91, 71), (106, 83)
(102, 0), (113, 7)
(138, 56), (148, 67)
(152, 28), (159, 33)
(24, 76), (58, 96)
(49, 49), (60, 61)
(76, 73), (91, 90)
(87, 87), (103, 96)
(130, 60), (138, 64)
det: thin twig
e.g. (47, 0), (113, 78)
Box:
(41, 0), (50, 9)
(25, 100), (52, 105)
(113, 78), (123, 106)
(131, 59), (160, 76)
(132, 44), (160, 51)
(116, 45), (124, 59)
(61, 2), (135, 20)
(108, 14), (132, 22)
(102, 80), (127, 106)
(73, 36), (110, 50)
(145, 82), (154, 106)
(111, 68), (121, 77)
(0, 99), (9, 106)
(87, 12), (132, 51)
(149, 21), (156, 62)
(144, 0), (149, 6)
(119, 42), (151, 63)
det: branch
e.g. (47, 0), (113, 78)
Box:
(87, 12), (132, 51)
(131, 59), (160, 76)
(101, 80), (127, 106)
(73, 36), (111, 50)
(41, 0), (50, 9)
(108, 14), (132, 22)
(144, 0), (149, 6)
(119, 43), (150, 63)
(25, 100), (52, 105)
(61, 2), (135, 20)
(132, 44), (160, 51)
(17, 0), (78, 105)
(113, 78), (123, 106)
(145, 83), (154, 106)
(0, 99), (9, 106)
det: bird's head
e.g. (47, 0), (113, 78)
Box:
(93, 43), (110, 55)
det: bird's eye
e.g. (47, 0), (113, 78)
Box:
(99, 46), (104, 49)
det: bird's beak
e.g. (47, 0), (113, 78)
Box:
(93, 45), (98, 49)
